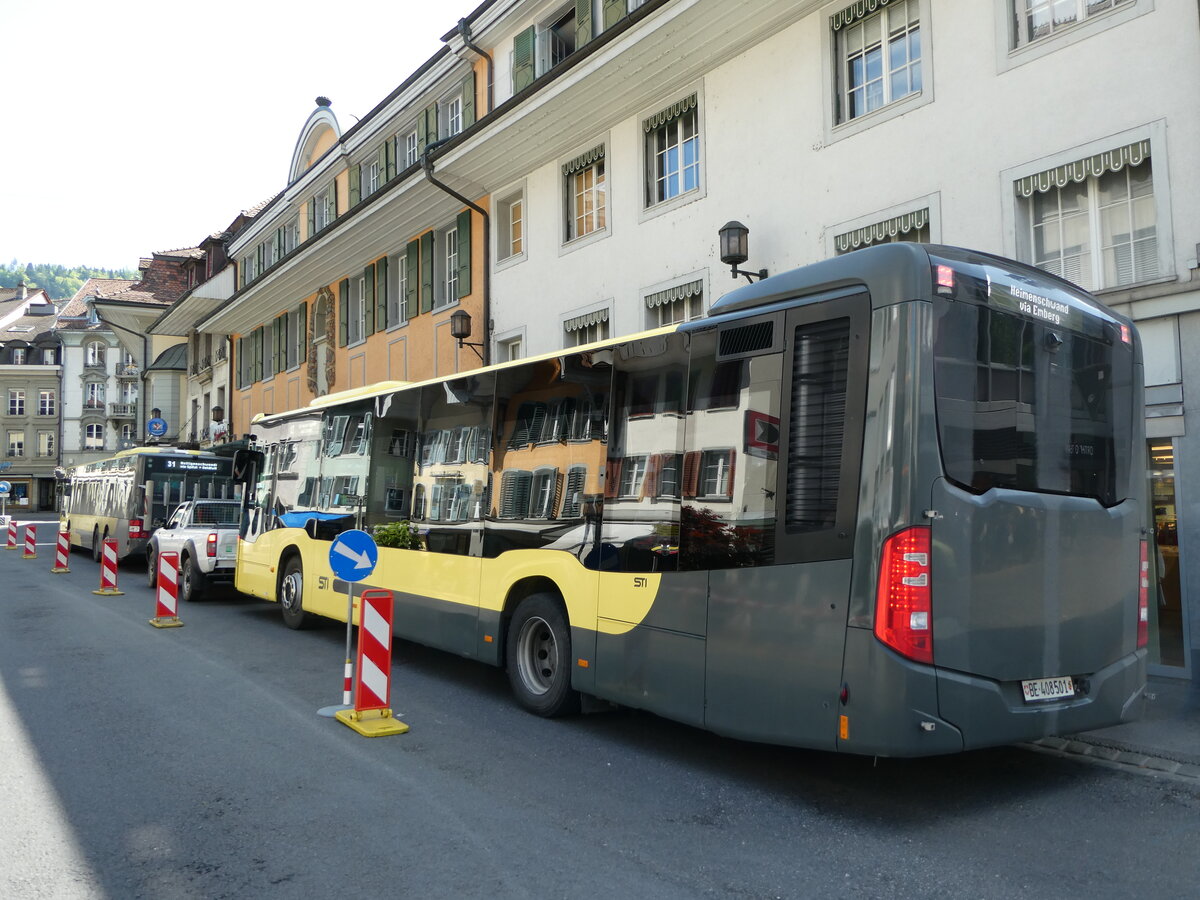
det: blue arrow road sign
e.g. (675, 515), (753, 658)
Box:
(147, 418), (168, 437)
(0, 480), (10, 495)
(328, 529), (378, 583)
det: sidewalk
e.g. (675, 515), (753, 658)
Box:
(1035, 674), (1200, 778)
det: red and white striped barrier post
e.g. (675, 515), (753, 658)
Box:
(92, 537), (125, 596)
(50, 530), (70, 573)
(5, 519), (16, 550)
(335, 589), (408, 737)
(22, 524), (37, 559)
(149, 550), (183, 628)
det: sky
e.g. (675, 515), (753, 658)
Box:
(0, 0), (483, 271)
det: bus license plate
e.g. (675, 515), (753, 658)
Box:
(1021, 676), (1075, 703)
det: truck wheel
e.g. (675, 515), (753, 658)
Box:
(505, 593), (580, 717)
(279, 556), (310, 629)
(180, 554), (207, 602)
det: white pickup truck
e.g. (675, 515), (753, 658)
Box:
(146, 499), (241, 601)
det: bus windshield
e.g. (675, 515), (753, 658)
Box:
(931, 256), (1136, 507)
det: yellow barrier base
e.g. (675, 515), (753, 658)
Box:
(93, 588), (125, 596)
(149, 616), (184, 629)
(50, 567), (70, 574)
(22, 552), (36, 559)
(335, 707), (410, 737)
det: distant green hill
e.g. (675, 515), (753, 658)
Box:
(1, 260), (140, 301)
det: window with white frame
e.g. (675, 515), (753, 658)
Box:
(657, 453), (683, 498)
(441, 93), (463, 139)
(364, 157), (380, 196)
(434, 224), (459, 309)
(1018, 140), (1157, 291)
(563, 146), (606, 243)
(619, 456), (649, 498)
(85, 423), (104, 450)
(835, 208), (930, 254)
(497, 335), (523, 362)
(7, 431), (23, 457)
(833, 0), (921, 124)
(496, 191), (524, 262)
(644, 95), (700, 207)
(349, 276), (367, 344)
(8, 390), (24, 416)
(699, 449), (734, 498)
(390, 251), (407, 324)
(404, 129), (419, 168)
(86, 341), (106, 367)
(11, 347), (26, 365)
(120, 423), (135, 444)
(38, 390), (55, 416)
(287, 306), (303, 368)
(564, 308), (609, 347)
(42, 348), (57, 364)
(85, 382), (105, 410)
(37, 431), (54, 457)
(538, 5), (576, 76)
(1012, 0), (1131, 48)
(529, 467), (560, 518)
(645, 280), (703, 328)
(314, 188), (332, 231)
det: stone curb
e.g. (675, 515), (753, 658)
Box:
(1027, 736), (1200, 780)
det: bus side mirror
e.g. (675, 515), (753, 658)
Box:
(231, 449), (264, 486)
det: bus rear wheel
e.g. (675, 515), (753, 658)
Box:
(506, 593), (580, 717)
(279, 556), (309, 629)
(91, 527), (101, 563)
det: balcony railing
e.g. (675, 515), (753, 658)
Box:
(215, 345), (227, 361)
(108, 402), (136, 418)
(83, 399), (106, 410)
(116, 364), (140, 378)
(85, 360), (106, 370)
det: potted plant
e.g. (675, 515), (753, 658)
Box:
(373, 520), (423, 550)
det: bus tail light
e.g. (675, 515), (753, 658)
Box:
(207, 532), (218, 558)
(129, 518), (145, 539)
(1137, 540), (1149, 649)
(875, 526), (933, 664)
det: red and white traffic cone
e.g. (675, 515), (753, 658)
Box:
(335, 589), (408, 737)
(5, 519), (16, 550)
(149, 550), (183, 628)
(93, 537), (125, 596)
(22, 524), (36, 559)
(50, 530), (70, 573)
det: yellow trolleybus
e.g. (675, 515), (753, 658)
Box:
(233, 245), (1148, 756)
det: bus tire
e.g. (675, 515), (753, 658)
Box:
(180, 554), (206, 602)
(506, 593), (580, 717)
(146, 547), (158, 589)
(91, 526), (101, 563)
(279, 555), (310, 630)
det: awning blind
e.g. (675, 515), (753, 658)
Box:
(645, 280), (703, 309)
(564, 308), (609, 332)
(1016, 140), (1150, 198)
(563, 145), (605, 176)
(830, 0), (898, 31)
(644, 94), (698, 132)
(835, 208), (928, 253)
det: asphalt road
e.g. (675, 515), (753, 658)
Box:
(2, 541), (1198, 899)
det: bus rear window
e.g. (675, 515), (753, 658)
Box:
(932, 300), (1134, 506)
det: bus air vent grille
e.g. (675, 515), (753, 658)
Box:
(718, 321), (774, 358)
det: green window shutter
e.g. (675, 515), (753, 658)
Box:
(331, 180), (339, 220)
(375, 256), (389, 331)
(363, 263), (376, 337)
(298, 301), (308, 358)
(576, 0), (593, 45)
(386, 137), (396, 181)
(420, 232), (434, 314)
(456, 209), (472, 298)
(461, 71), (476, 128)
(275, 317), (285, 373)
(377, 147), (387, 186)
(307, 198), (315, 238)
(405, 240), (419, 319)
(427, 104), (439, 146)
(256, 244), (265, 272)
(603, 0), (626, 30)
(417, 111), (428, 157)
(254, 327), (264, 382)
(513, 26), (536, 93)
(338, 278), (350, 347)
(349, 165), (361, 207)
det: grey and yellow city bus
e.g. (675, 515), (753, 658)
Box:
(62, 446), (234, 561)
(233, 244), (1147, 756)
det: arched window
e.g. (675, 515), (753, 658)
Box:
(313, 295), (328, 342)
(86, 341), (106, 367)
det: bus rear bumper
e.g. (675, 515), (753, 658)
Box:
(936, 650), (1147, 751)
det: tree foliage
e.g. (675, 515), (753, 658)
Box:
(0, 260), (139, 301)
